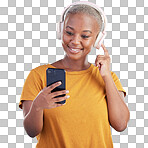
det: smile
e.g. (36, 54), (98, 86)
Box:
(68, 46), (83, 54)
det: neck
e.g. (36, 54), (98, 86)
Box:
(62, 55), (90, 71)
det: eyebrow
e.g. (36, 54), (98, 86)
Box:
(83, 30), (92, 34)
(66, 26), (74, 30)
(66, 26), (92, 33)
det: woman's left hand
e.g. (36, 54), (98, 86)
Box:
(95, 44), (111, 79)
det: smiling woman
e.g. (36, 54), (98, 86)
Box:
(55, 3), (107, 71)
(62, 12), (100, 65)
(19, 1), (130, 148)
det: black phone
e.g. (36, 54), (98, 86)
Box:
(46, 68), (66, 104)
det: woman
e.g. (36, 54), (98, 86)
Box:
(19, 2), (130, 148)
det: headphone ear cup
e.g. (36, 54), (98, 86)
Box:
(94, 32), (103, 48)
(56, 22), (64, 40)
(57, 22), (61, 40)
(61, 22), (64, 39)
(94, 32), (107, 49)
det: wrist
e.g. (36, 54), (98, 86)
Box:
(102, 72), (112, 82)
(32, 100), (43, 112)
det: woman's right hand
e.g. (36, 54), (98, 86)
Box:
(33, 81), (70, 111)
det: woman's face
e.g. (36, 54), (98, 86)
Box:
(62, 13), (100, 60)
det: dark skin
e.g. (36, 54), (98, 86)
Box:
(22, 13), (130, 138)
(52, 13), (100, 71)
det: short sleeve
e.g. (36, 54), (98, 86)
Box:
(19, 69), (43, 109)
(111, 71), (126, 97)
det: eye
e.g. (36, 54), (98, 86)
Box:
(66, 31), (74, 36)
(81, 35), (90, 39)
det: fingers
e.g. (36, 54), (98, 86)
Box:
(101, 44), (109, 56)
(44, 81), (62, 94)
(95, 54), (110, 68)
(96, 55), (106, 58)
(35, 81), (70, 110)
(44, 91), (69, 109)
(54, 103), (64, 108)
(53, 95), (70, 103)
(50, 89), (69, 98)
(49, 100), (65, 109)
(95, 55), (108, 64)
(49, 94), (70, 108)
(95, 45), (110, 66)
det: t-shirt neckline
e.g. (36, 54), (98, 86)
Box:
(48, 63), (94, 75)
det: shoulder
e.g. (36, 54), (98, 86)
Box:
(33, 64), (50, 71)
(32, 63), (53, 75)
(110, 71), (119, 80)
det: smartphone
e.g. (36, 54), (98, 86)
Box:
(46, 68), (66, 104)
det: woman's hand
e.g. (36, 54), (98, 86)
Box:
(33, 81), (70, 111)
(22, 81), (70, 138)
(95, 44), (111, 79)
(95, 44), (130, 131)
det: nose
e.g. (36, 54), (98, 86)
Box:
(70, 34), (81, 45)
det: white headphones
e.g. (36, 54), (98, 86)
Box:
(57, 1), (108, 49)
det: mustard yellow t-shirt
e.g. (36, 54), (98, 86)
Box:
(19, 63), (126, 148)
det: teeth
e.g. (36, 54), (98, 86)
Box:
(71, 48), (79, 51)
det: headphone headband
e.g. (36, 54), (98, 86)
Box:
(57, 1), (108, 49)
(60, 1), (108, 33)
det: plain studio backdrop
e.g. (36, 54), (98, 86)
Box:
(0, 0), (148, 148)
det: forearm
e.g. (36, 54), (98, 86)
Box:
(103, 74), (130, 132)
(23, 102), (43, 138)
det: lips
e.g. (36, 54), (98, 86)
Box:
(68, 46), (83, 54)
